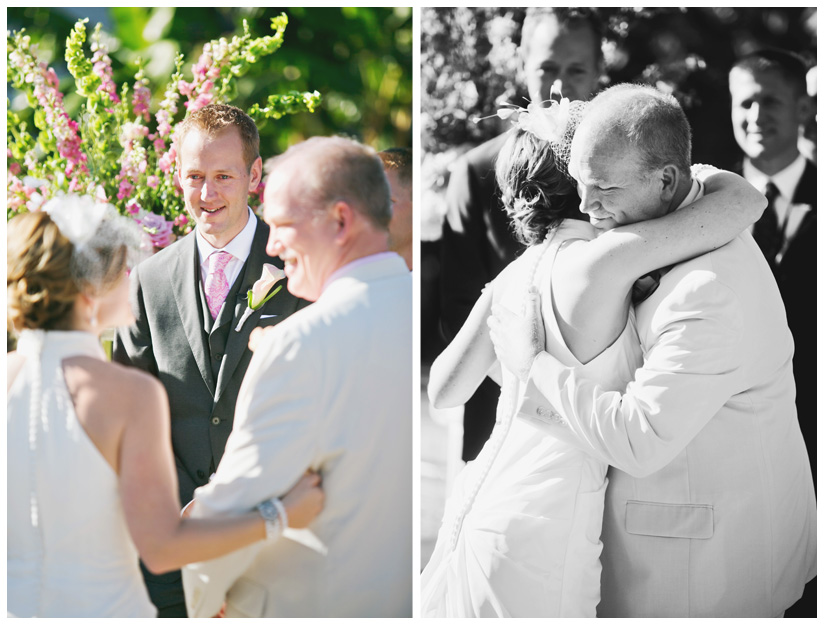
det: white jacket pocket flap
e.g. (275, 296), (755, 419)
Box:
(625, 500), (713, 539)
(226, 577), (267, 617)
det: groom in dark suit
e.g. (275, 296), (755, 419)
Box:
(114, 104), (306, 617)
(729, 48), (816, 618)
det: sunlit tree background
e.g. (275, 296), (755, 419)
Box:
(8, 7), (413, 154)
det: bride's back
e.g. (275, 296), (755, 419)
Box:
(7, 330), (156, 617)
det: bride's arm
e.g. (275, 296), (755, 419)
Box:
(428, 284), (500, 409)
(577, 169), (766, 292)
(118, 374), (323, 575)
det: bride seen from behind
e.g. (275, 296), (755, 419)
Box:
(422, 97), (766, 617)
(6, 197), (324, 618)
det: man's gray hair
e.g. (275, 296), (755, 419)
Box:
(585, 83), (692, 178)
(265, 136), (391, 230)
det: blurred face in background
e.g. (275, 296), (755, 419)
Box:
(385, 168), (412, 269)
(729, 67), (811, 172)
(522, 15), (602, 104)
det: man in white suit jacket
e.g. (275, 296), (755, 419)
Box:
(181, 136), (412, 617)
(491, 85), (816, 617)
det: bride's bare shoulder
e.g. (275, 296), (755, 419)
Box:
(63, 357), (167, 418)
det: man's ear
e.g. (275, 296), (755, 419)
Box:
(248, 156), (263, 192)
(658, 164), (680, 204)
(331, 201), (355, 243)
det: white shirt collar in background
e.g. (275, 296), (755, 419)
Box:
(195, 207), (257, 289)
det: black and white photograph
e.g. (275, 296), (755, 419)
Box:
(420, 7), (817, 618)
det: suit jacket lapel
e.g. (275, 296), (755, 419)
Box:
(791, 160), (816, 238)
(215, 219), (270, 402)
(169, 233), (216, 396)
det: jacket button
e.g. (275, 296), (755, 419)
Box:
(214, 352), (223, 361)
(197, 470), (205, 479)
(211, 416), (221, 425)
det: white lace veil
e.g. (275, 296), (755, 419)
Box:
(42, 194), (150, 293)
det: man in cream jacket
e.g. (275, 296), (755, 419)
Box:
(491, 85), (815, 617)
(182, 137), (412, 617)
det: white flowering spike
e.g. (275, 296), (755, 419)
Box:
(249, 263), (286, 309)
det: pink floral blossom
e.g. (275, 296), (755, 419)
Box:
(118, 180), (135, 200)
(138, 212), (175, 248)
(90, 27), (120, 104)
(132, 83), (152, 122)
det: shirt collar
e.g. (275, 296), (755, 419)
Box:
(743, 154), (806, 200)
(676, 177), (704, 211)
(321, 251), (399, 294)
(195, 207), (257, 266)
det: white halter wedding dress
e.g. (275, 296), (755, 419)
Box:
(421, 220), (643, 617)
(7, 330), (155, 617)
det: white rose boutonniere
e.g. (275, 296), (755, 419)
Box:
(234, 263), (286, 331)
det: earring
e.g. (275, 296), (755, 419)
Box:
(88, 303), (98, 329)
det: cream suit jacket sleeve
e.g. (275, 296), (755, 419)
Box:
(182, 323), (320, 618)
(518, 269), (745, 477)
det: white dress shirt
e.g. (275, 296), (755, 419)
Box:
(744, 154), (810, 262)
(195, 207), (257, 290)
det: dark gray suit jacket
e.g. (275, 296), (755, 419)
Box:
(113, 218), (306, 614)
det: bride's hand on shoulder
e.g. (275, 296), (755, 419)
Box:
(282, 470), (325, 529)
(488, 287), (545, 382)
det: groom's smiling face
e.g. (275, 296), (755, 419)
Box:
(177, 126), (262, 249)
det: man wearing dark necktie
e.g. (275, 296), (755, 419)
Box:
(114, 104), (306, 616)
(729, 48), (816, 618)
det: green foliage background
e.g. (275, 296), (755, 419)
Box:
(8, 7), (413, 154)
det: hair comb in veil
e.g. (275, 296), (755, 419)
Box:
(474, 80), (589, 180)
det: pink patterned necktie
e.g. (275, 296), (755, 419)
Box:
(205, 251), (233, 320)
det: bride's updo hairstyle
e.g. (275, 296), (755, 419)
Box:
(8, 196), (145, 332)
(8, 211), (78, 331)
(495, 128), (579, 246)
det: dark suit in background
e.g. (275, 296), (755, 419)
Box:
(438, 132), (519, 461)
(114, 219), (306, 616)
(763, 160), (816, 483)
(749, 158), (817, 620)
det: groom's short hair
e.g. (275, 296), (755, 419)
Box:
(176, 103), (260, 171)
(585, 84), (692, 178)
(730, 48), (809, 98)
(265, 136), (392, 230)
